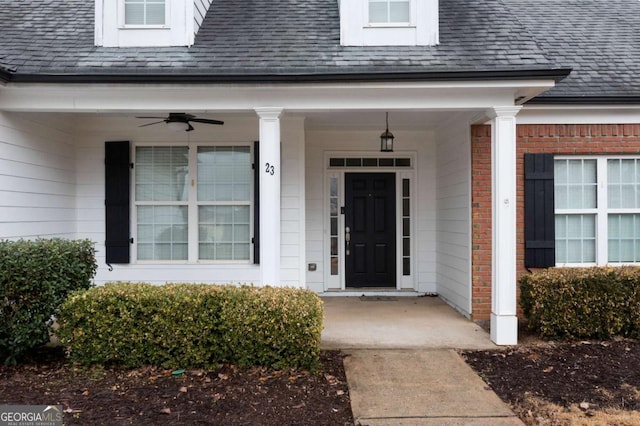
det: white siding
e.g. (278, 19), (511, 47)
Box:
(0, 112), (77, 239)
(435, 123), (472, 316)
(305, 129), (436, 293)
(74, 115), (305, 287)
(194, 0), (213, 34)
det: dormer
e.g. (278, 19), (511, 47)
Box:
(339, 0), (439, 46)
(95, 0), (213, 47)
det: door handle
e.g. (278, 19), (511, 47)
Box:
(345, 226), (351, 256)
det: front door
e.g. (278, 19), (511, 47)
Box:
(345, 173), (396, 288)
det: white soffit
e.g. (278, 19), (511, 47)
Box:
(0, 80), (556, 113)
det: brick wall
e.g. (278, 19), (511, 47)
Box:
(470, 124), (640, 320)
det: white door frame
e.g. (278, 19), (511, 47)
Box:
(322, 151), (417, 291)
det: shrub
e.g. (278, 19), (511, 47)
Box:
(520, 267), (640, 339)
(0, 238), (97, 364)
(57, 283), (324, 370)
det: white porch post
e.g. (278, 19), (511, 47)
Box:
(489, 106), (521, 345)
(256, 108), (283, 286)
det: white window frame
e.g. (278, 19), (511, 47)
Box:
(555, 155), (640, 266)
(131, 142), (254, 265)
(366, 0), (414, 27)
(119, 0), (170, 29)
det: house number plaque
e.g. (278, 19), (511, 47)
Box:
(265, 162), (276, 175)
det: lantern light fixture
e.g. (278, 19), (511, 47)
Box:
(380, 112), (394, 152)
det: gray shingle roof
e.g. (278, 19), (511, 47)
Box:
(0, 0), (557, 80)
(1, 0), (638, 100)
(504, 0), (640, 99)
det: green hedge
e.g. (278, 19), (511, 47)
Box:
(520, 267), (640, 339)
(57, 283), (324, 370)
(0, 239), (97, 364)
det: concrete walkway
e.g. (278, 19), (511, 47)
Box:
(320, 297), (524, 425)
(321, 296), (496, 350)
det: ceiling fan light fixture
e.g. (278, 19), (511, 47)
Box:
(167, 121), (190, 132)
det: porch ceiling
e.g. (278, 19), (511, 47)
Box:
(302, 110), (473, 131)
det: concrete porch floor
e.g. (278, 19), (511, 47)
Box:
(320, 296), (497, 350)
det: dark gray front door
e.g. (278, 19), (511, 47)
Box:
(345, 173), (396, 288)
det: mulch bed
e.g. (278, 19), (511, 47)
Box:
(0, 348), (353, 425)
(462, 339), (640, 412)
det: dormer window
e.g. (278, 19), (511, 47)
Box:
(339, 0), (438, 46)
(369, 0), (410, 25)
(96, 0), (213, 47)
(124, 0), (166, 26)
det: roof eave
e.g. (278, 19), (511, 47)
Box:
(527, 96), (640, 105)
(7, 68), (572, 85)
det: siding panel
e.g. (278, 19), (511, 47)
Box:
(0, 112), (77, 240)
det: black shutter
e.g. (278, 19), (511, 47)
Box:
(524, 153), (555, 268)
(105, 141), (131, 264)
(253, 141), (260, 264)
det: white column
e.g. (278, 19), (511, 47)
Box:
(255, 108), (283, 286)
(489, 106), (521, 345)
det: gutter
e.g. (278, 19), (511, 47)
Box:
(7, 68), (572, 85)
(0, 66), (13, 84)
(527, 96), (640, 105)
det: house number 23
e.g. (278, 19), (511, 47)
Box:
(265, 163), (276, 175)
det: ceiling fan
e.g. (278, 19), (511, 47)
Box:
(137, 113), (224, 132)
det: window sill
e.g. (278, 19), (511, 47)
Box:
(364, 23), (415, 28)
(119, 25), (171, 30)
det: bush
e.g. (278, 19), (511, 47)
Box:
(57, 283), (324, 370)
(520, 267), (640, 339)
(0, 239), (97, 364)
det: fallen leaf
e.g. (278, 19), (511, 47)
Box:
(81, 390), (90, 396)
(160, 408), (171, 414)
(179, 386), (188, 393)
(543, 366), (554, 373)
(218, 373), (229, 381)
(336, 390), (345, 396)
(324, 374), (338, 385)
(63, 408), (82, 414)
(579, 402), (590, 410)
(292, 402), (305, 409)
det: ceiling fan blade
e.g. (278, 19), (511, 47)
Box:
(139, 120), (166, 127)
(136, 116), (167, 119)
(186, 123), (195, 132)
(189, 118), (224, 125)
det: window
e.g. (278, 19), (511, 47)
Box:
(368, 0), (410, 24)
(555, 157), (640, 265)
(124, 0), (166, 25)
(134, 145), (252, 262)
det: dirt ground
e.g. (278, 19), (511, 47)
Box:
(0, 348), (353, 425)
(3, 339), (640, 425)
(463, 338), (640, 425)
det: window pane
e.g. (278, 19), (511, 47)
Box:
(146, 3), (165, 25)
(608, 214), (640, 262)
(199, 206), (250, 260)
(555, 214), (595, 263)
(555, 159), (597, 209)
(135, 146), (188, 202)
(124, 4), (144, 25)
(369, 2), (388, 23)
(137, 206), (188, 260)
(608, 159), (640, 208)
(198, 146), (251, 202)
(125, 0), (165, 25)
(389, 1), (410, 22)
